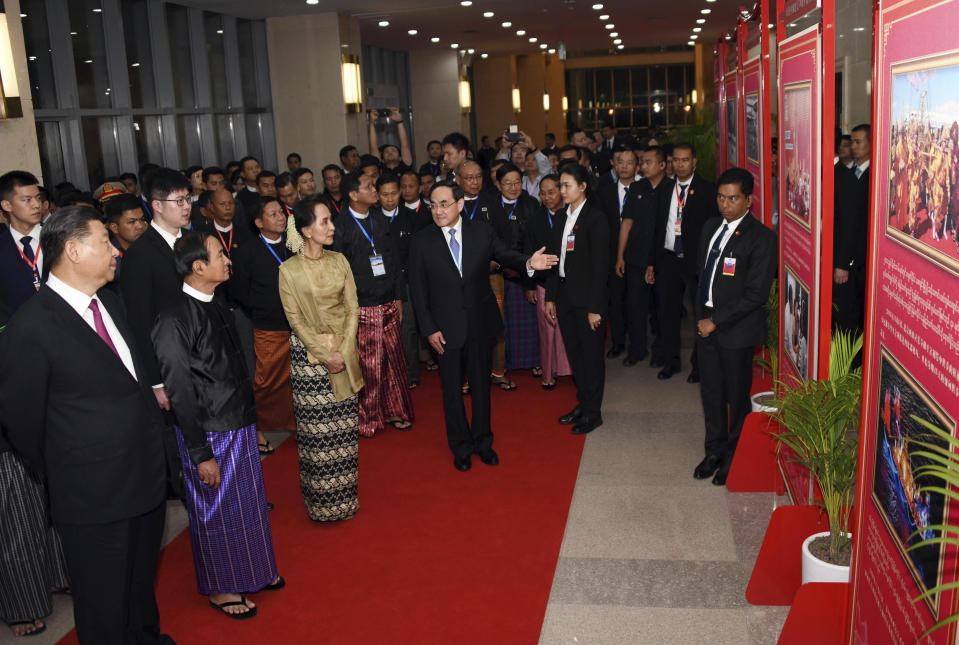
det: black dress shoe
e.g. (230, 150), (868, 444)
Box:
(606, 344), (625, 359)
(454, 456), (472, 472)
(572, 416), (603, 434)
(657, 365), (678, 380)
(712, 471), (728, 486)
(693, 454), (722, 479)
(686, 369), (700, 384)
(650, 357), (665, 368)
(266, 502), (275, 512)
(622, 351), (647, 367)
(479, 450), (499, 466)
(558, 407), (583, 425)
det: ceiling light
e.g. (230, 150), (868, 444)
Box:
(461, 0), (473, 5)
(548, 48), (556, 53)
(605, 24), (615, 29)
(701, 8), (711, 13)
(481, 53), (488, 58)
(483, 11), (494, 17)
(451, 43), (459, 48)
(517, 29), (526, 36)
(853, 26), (865, 31)
(131, 62), (140, 67)
(84, 59), (93, 64)
(28, 55), (36, 61)
(592, 3), (604, 8)
(431, 36), (440, 42)
(687, 40), (695, 46)
(697, 18), (706, 23)
(540, 43), (547, 49)
(468, 48), (475, 53)
(408, 29), (418, 35)
(613, 38), (622, 44)
(501, 21), (512, 27)
(617, 44), (624, 50)
(610, 31), (618, 37)
(20, 12), (26, 17)
(529, 37), (537, 42)
(70, 31), (78, 35)
(599, 14), (609, 19)
(216, 29), (223, 34)
(92, 7), (102, 12)
(305, 0), (318, 4)
(378, 20), (389, 27)
(693, 27), (701, 32)
(690, 34), (698, 38)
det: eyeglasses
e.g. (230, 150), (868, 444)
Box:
(159, 197), (191, 207)
(430, 200), (457, 210)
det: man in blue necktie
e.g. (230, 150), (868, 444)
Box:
(692, 168), (777, 487)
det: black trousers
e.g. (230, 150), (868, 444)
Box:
(831, 265), (865, 335)
(57, 502), (168, 645)
(557, 288), (606, 418)
(607, 270), (626, 348)
(437, 336), (494, 459)
(624, 263), (651, 359)
(697, 334), (754, 465)
(655, 253), (698, 371)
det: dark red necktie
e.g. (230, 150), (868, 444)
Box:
(88, 299), (120, 358)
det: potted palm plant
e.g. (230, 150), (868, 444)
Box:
(767, 329), (863, 582)
(752, 280), (779, 413)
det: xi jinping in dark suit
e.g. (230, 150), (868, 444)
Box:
(0, 207), (172, 644)
(409, 181), (558, 472)
(693, 168), (776, 486)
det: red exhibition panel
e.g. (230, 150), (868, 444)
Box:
(743, 57), (765, 224)
(849, 0), (959, 641)
(724, 70), (740, 172)
(714, 42), (727, 174)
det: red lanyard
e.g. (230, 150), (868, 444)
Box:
(675, 182), (689, 218)
(215, 226), (233, 253)
(17, 242), (40, 272)
(330, 198), (342, 216)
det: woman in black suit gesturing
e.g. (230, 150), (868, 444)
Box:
(545, 164), (610, 435)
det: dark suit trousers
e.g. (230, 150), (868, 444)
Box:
(655, 253), (697, 370)
(697, 335), (753, 463)
(57, 502), (167, 645)
(607, 271), (626, 347)
(437, 337), (494, 459)
(557, 285), (606, 418)
(831, 266), (865, 335)
(624, 263), (651, 359)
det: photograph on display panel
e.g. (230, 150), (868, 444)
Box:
(782, 265), (809, 382)
(782, 81), (813, 231)
(871, 348), (954, 615)
(746, 91), (760, 166)
(886, 54), (959, 276)
(726, 97), (738, 165)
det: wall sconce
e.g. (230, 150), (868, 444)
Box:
(341, 53), (362, 114)
(458, 77), (471, 113)
(562, 96), (568, 112)
(0, 0), (23, 119)
(691, 89), (698, 104)
(512, 87), (521, 113)
(542, 92), (549, 112)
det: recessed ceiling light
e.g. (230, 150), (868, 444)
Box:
(548, 48), (556, 53)
(305, 0), (318, 4)
(70, 31), (78, 35)
(483, 11), (494, 17)
(617, 44), (624, 49)
(613, 38), (622, 44)
(610, 31), (618, 37)
(468, 48), (475, 53)
(701, 8), (711, 14)
(451, 43), (459, 48)
(408, 29), (418, 35)
(460, 0), (472, 5)
(501, 21), (512, 27)
(592, 3), (604, 9)
(529, 37), (537, 42)
(481, 53), (489, 58)
(599, 14), (609, 20)
(693, 27), (701, 32)
(131, 62), (140, 67)
(378, 20), (389, 27)
(540, 43), (547, 49)
(690, 34), (698, 38)
(92, 7), (102, 12)
(605, 24), (615, 29)
(431, 36), (440, 42)
(216, 29), (223, 34)
(84, 59), (93, 63)
(687, 40), (695, 46)
(516, 29), (526, 35)
(697, 18), (706, 23)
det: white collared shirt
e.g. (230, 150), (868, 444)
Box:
(442, 215), (464, 275)
(214, 222), (233, 233)
(617, 180), (631, 218)
(182, 281), (214, 303)
(855, 160), (870, 178)
(9, 223), (43, 275)
(405, 199), (421, 211)
(348, 206), (369, 220)
(704, 212), (748, 307)
(46, 272), (137, 380)
(665, 179), (692, 251)
(560, 200), (586, 278)
(151, 221), (181, 250)
(382, 207), (398, 220)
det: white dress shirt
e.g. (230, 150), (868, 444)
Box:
(617, 180), (631, 219)
(704, 212), (748, 308)
(46, 273), (137, 380)
(442, 215), (464, 275)
(182, 282), (214, 302)
(10, 223), (43, 275)
(151, 221), (181, 250)
(382, 207), (398, 220)
(214, 222), (233, 233)
(854, 160), (870, 179)
(559, 200), (586, 278)
(405, 199), (421, 211)
(664, 179), (692, 251)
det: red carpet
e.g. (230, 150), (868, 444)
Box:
(57, 371), (584, 645)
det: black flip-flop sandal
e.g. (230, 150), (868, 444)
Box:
(263, 576), (285, 591)
(8, 621), (46, 637)
(425, 360), (439, 372)
(531, 367), (544, 377)
(209, 596), (258, 620)
(258, 442), (275, 455)
(389, 419), (413, 431)
(493, 379), (517, 391)
(541, 381), (557, 390)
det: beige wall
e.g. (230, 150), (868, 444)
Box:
(409, 50), (466, 156)
(1, 0), (42, 180)
(472, 55), (515, 150)
(266, 11), (365, 171)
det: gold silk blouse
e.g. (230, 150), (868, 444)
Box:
(278, 250), (364, 401)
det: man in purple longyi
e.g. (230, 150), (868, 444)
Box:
(152, 231), (283, 620)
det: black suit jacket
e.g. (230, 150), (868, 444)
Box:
(598, 179), (636, 270)
(620, 178), (663, 267)
(833, 163), (869, 270)
(409, 218), (529, 349)
(119, 226), (187, 384)
(695, 213), (777, 349)
(0, 287), (166, 525)
(545, 202), (609, 313)
(652, 174), (718, 275)
(0, 224), (39, 315)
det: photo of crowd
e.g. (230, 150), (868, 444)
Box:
(746, 92), (760, 165)
(783, 82), (813, 229)
(783, 265), (810, 382)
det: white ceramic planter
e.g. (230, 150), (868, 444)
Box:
(801, 531), (851, 584)
(751, 391), (777, 414)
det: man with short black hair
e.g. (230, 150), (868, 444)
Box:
(693, 168), (777, 486)
(0, 171), (43, 314)
(321, 164), (345, 217)
(120, 172), (138, 195)
(235, 156), (263, 221)
(419, 140), (443, 178)
(286, 152), (302, 173)
(275, 172), (298, 217)
(104, 193), (148, 282)
(832, 124), (870, 334)
(256, 170), (277, 198)
(441, 132), (471, 179)
(339, 145), (361, 173)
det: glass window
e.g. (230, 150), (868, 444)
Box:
(82, 116), (119, 188)
(236, 19), (259, 107)
(166, 4), (195, 108)
(20, 0), (57, 109)
(632, 107), (649, 129)
(204, 13), (229, 108)
(244, 114), (264, 161)
(214, 114), (237, 166)
(69, 0), (112, 109)
(631, 68), (649, 106)
(36, 121), (66, 187)
(595, 70), (612, 110)
(177, 115), (202, 168)
(133, 116), (165, 170)
(122, 0), (156, 109)
(649, 66), (666, 97)
(613, 68), (629, 106)
(613, 108), (630, 129)
(667, 66), (684, 104)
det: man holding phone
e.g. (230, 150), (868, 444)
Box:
(498, 128), (551, 178)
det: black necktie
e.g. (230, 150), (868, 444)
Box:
(20, 236), (40, 287)
(699, 223), (729, 306)
(673, 184), (688, 254)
